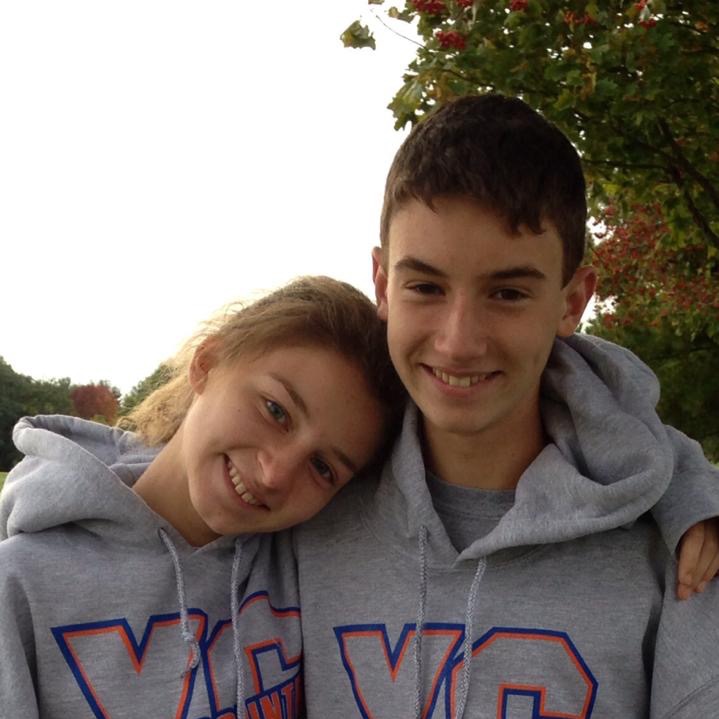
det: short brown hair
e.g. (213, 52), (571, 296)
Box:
(124, 276), (405, 449)
(380, 94), (587, 284)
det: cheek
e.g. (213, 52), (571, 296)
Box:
(523, 328), (558, 373)
(386, 317), (417, 368)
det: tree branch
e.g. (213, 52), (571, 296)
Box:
(659, 119), (719, 213)
(666, 164), (719, 248)
(369, 9), (424, 48)
(643, 343), (718, 363)
(582, 158), (667, 172)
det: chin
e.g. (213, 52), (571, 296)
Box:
(423, 412), (488, 437)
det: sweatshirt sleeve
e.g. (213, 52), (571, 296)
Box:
(0, 543), (40, 718)
(651, 561), (719, 719)
(650, 425), (719, 554)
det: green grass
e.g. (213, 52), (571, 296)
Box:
(0, 472), (7, 492)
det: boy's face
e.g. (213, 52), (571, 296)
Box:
(373, 196), (594, 447)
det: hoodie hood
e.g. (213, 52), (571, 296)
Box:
(374, 334), (676, 564)
(1, 414), (168, 543)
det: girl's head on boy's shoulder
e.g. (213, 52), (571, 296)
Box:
(126, 275), (405, 546)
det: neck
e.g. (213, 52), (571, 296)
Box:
(133, 429), (218, 547)
(421, 412), (546, 491)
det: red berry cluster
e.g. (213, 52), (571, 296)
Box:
(509, 0), (528, 10)
(436, 29), (467, 50)
(633, 1), (657, 28)
(412, 0), (446, 14)
(456, 0), (474, 7)
(593, 203), (719, 331)
(564, 10), (597, 26)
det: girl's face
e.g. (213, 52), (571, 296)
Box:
(177, 344), (385, 544)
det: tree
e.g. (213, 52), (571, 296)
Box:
(119, 363), (173, 417)
(345, 1), (719, 255)
(0, 357), (73, 470)
(585, 203), (719, 459)
(70, 382), (120, 425)
(588, 204), (719, 338)
(344, 0), (719, 457)
(0, 357), (27, 470)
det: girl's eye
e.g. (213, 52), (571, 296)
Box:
(265, 399), (288, 426)
(311, 456), (335, 486)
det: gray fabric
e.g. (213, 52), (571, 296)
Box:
(426, 472), (515, 552)
(0, 415), (302, 718)
(295, 334), (719, 717)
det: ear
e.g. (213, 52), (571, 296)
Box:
(557, 266), (598, 337)
(371, 246), (389, 321)
(188, 338), (221, 393)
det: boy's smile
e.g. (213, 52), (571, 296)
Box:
(373, 196), (594, 486)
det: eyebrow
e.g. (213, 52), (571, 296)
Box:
(393, 257), (446, 277)
(270, 373), (308, 416)
(268, 373), (359, 475)
(393, 256), (547, 282)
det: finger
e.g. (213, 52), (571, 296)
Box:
(676, 582), (693, 601)
(703, 553), (719, 586)
(692, 541), (716, 592)
(696, 523), (719, 590)
(677, 523), (704, 588)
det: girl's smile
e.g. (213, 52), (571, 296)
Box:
(137, 344), (385, 546)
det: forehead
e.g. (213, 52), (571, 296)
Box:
(386, 197), (564, 279)
(226, 345), (384, 464)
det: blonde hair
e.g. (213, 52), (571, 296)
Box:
(123, 276), (404, 447)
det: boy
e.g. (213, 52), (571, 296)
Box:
(294, 95), (719, 717)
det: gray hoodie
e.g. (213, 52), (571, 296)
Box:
(294, 334), (719, 718)
(0, 415), (301, 719)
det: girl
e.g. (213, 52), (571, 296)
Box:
(0, 275), (404, 718)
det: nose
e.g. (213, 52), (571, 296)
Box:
(434, 293), (488, 360)
(256, 445), (302, 492)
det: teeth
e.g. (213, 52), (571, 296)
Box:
(226, 458), (262, 506)
(432, 368), (492, 387)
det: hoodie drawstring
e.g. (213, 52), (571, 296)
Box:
(159, 529), (247, 716)
(414, 526), (487, 719)
(230, 537), (245, 718)
(415, 525), (429, 719)
(158, 528), (201, 674)
(455, 557), (486, 719)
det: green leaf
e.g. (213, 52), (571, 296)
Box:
(340, 20), (377, 50)
(388, 5), (414, 21)
(554, 90), (575, 111)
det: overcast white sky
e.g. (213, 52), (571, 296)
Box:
(0, 2), (416, 395)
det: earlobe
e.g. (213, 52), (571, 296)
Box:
(371, 247), (389, 321)
(557, 266), (598, 337)
(189, 339), (220, 393)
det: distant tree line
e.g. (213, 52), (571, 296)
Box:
(0, 356), (177, 471)
(0, 357), (121, 470)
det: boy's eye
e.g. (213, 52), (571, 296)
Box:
(492, 288), (528, 301)
(311, 456), (335, 485)
(265, 399), (288, 425)
(409, 282), (442, 295)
